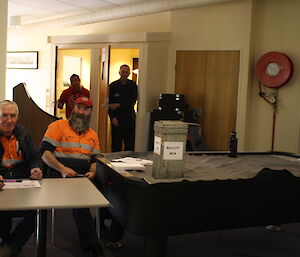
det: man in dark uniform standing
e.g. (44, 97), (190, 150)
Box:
(101, 65), (137, 248)
(108, 64), (138, 152)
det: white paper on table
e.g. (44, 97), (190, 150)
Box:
(111, 157), (153, 165)
(163, 142), (184, 160)
(3, 180), (41, 189)
(111, 162), (146, 172)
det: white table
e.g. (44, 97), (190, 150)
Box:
(0, 177), (109, 257)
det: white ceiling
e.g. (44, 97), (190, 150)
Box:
(8, 0), (147, 25)
(7, 0), (237, 27)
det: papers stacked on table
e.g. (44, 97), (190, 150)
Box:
(3, 180), (41, 189)
(110, 157), (153, 172)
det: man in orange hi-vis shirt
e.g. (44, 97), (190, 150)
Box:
(40, 97), (104, 257)
(0, 100), (43, 257)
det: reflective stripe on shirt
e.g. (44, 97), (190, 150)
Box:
(2, 159), (22, 167)
(43, 136), (59, 147)
(1, 135), (23, 168)
(57, 141), (94, 152)
(54, 152), (91, 160)
(93, 149), (101, 155)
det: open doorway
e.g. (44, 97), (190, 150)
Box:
(55, 49), (91, 119)
(55, 46), (139, 153)
(105, 47), (139, 152)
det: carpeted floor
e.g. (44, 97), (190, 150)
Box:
(18, 209), (300, 257)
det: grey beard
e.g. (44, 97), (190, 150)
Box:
(69, 112), (91, 134)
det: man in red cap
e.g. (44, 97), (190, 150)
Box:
(57, 74), (90, 119)
(40, 97), (105, 257)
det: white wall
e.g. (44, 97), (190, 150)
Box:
(6, 0), (300, 153)
(167, 0), (253, 150)
(166, 0), (300, 153)
(0, 0), (8, 99)
(6, 29), (53, 109)
(247, 0), (300, 153)
(6, 12), (170, 110)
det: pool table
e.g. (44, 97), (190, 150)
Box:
(96, 151), (300, 257)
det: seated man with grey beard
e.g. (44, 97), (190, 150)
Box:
(40, 97), (105, 257)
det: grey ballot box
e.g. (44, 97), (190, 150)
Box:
(152, 120), (188, 179)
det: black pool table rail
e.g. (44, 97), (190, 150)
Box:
(96, 151), (300, 257)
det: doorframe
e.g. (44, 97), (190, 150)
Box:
(50, 42), (146, 152)
(51, 43), (107, 132)
(49, 32), (171, 152)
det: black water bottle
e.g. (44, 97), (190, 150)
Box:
(229, 130), (238, 157)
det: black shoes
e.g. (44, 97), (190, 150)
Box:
(103, 239), (123, 249)
(265, 225), (281, 232)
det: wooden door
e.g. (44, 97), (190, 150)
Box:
(98, 46), (110, 152)
(175, 51), (207, 127)
(175, 50), (239, 150)
(204, 51), (239, 150)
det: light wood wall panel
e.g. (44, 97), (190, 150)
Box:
(175, 50), (239, 150)
(204, 51), (239, 150)
(175, 51), (207, 126)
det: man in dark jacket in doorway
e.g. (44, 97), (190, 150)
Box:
(108, 64), (138, 152)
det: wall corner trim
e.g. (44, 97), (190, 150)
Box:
(48, 32), (171, 45)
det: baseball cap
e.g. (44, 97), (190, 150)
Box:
(75, 97), (93, 107)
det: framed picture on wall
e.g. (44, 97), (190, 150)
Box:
(7, 51), (38, 69)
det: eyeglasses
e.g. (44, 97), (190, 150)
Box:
(0, 114), (18, 121)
